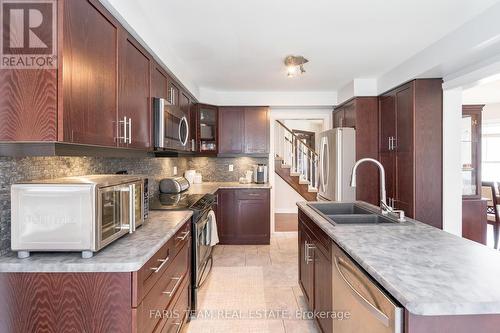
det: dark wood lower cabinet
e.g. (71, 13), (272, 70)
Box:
(462, 198), (488, 245)
(216, 189), (270, 244)
(298, 210), (332, 333)
(0, 221), (191, 333)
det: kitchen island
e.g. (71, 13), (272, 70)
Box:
(0, 210), (193, 333)
(298, 201), (500, 333)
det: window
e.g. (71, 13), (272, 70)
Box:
(482, 122), (500, 181)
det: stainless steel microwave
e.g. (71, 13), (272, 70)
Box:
(11, 175), (144, 259)
(153, 97), (190, 151)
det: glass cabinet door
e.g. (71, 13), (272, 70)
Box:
(198, 106), (218, 153)
(461, 106), (483, 198)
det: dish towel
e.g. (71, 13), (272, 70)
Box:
(207, 209), (219, 246)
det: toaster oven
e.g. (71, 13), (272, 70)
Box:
(11, 175), (144, 259)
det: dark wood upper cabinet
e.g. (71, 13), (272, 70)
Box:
(244, 107), (269, 154)
(61, 0), (119, 146)
(332, 109), (344, 128)
(0, 69), (57, 141)
(0, 0), (197, 155)
(218, 106), (269, 155)
(118, 34), (151, 149)
(379, 79), (443, 229)
(218, 107), (245, 154)
(191, 104), (218, 155)
(151, 64), (169, 100)
(333, 97), (379, 206)
(379, 94), (396, 154)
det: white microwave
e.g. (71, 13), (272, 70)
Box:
(11, 175), (144, 259)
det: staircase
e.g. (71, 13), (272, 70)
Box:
(274, 120), (319, 201)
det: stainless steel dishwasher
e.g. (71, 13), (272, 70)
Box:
(332, 242), (403, 333)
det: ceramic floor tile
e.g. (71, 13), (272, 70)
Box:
(245, 253), (272, 266)
(282, 319), (320, 333)
(188, 235), (302, 333)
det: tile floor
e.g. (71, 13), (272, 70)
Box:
(185, 233), (319, 333)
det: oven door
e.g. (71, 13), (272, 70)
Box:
(195, 209), (215, 287)
(153, 97), (190, 151)
(97, 184), (132, 249)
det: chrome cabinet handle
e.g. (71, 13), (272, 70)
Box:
(334, 256), (390, 327)
(177, 231), (190, 241)
(247, 193), (260, 197)
(118, 116), (128, 143)
(128, 118), (132, 144)
(162, 275), (183, 297)
(388, 137), (392, 150)
(150, 255), (170, 273)
(304, 241), (315, 264)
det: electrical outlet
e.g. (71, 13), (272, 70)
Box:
(173, 166), (178, 175)
(228, 164), (234, 172)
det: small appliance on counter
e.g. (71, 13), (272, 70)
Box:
(11, 175), (145, 259)
(151, 176), (217, 312)
(253, 164), (268, 184)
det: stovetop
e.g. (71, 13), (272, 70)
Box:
(150, 192), (215, 211)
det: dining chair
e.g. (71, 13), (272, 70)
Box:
(482, 182), (500, 249)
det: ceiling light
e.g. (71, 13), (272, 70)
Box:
(284, 55), (308, 78)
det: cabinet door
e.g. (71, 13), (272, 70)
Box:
(218, 107), (244, 154)
(235, 190), (270, 244)
(151, 64), (169, 100)
(62, 0), (118, 146)
(195, 104), (219, 154)
(216, 190), (238, 244)
(118, 34), (150, 149)
(395, 85), (414, 216)
(379, 152), (395, 206)
(379, 94), (396, 153)
(343, 102), (356, 128)
(333, 109), (344, 128)
(244, 107), (269, 154)
(298, 221), (314, 309)
(314, 245), (333, 333)
(168, 79), (179, 106)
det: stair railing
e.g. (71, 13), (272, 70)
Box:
(275, 120), (319, 190)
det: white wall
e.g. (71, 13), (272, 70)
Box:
(274, 176), (304, 214)
(442, 88), (463, 236)
(483, 103), (500, 123)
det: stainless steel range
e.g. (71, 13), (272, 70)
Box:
(150, 177), (217, 312)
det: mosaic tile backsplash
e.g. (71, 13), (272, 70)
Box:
(0, 156), (267, 255)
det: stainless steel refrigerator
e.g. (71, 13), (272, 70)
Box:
(318, 128), (356, 201)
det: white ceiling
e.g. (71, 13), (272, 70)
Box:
(463, 77), (500, 104)
(106, 0), (500, 92)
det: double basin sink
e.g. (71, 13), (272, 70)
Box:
(307, 202), (403, 225)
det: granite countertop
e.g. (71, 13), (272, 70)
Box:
(186, 182), (271, 195)
(297, 201), (500, 316)
(0, 210), (193, 273)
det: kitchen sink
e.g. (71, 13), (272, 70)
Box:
(307, 202), (402, 225)
(326, 214), (395, 224)
(307, 202), (373, 215)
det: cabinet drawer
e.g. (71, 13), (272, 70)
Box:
(299, 210), (331, 259)
(236, 189), (269, 200)
(173, 221), (191, 255)
(133, 237), (174, 307)
(156, 279), (190, 333)
(136, 241), (190, 333)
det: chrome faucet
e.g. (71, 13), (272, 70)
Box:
(350, 158), (405, 222)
